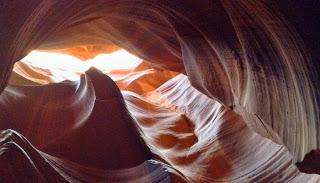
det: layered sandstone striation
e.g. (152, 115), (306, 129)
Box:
(0, 0), (319, 182)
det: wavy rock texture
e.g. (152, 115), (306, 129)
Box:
(129, 74), (319, 182)
(0, 69), (162, 182)
(1, 68), (320, 182)
(0, 0), (319, 182)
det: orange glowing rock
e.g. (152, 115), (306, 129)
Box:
(0, 1), (319, 182)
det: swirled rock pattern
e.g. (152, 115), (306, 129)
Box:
(127, 74), (320, 182)
(0, 0), (319, 182)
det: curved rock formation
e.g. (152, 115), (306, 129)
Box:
(0, 0), (319, 182)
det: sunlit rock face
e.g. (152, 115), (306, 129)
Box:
(0, 0), (319, 182)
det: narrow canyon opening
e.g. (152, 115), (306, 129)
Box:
(1, 1), (319, 182)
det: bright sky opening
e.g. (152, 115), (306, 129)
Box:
(22, 49), (142, 73)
